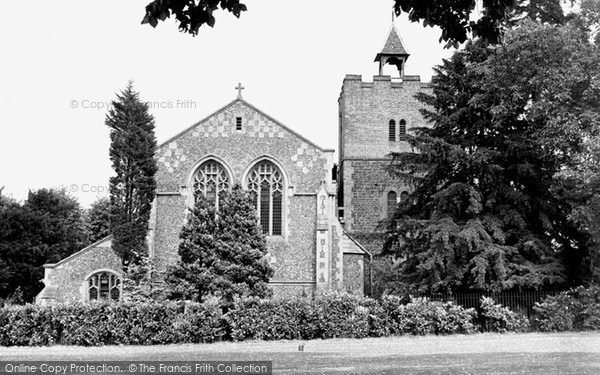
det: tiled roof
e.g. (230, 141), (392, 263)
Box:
(380, 25), (409, 56)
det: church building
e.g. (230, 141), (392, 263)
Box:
(36, 24), (430, 304)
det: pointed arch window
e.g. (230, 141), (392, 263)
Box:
(87, 271), (120, 302)
(387, 191), (397, 217)
(388, 120), (396, 141)
(246, 161), (284, 235)
(193, 160), (230, 208)
(399, 119), (407, 136)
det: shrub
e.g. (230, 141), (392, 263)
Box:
(178, 300), (226, 343)
(534, 285), (600, 331)
(0, 305), (59, 346)
(532, 293), (575, 331)
(226, 298), (313, 341)
(480, 297), (529, 333)
(116, 302), (183, 345)
(311, 293), (371, 339)
(57, 304), (122, 346)
(377, 295), (406, 335)
(393, 297), (477, 335)
(0, 307), (9, 346)
(434, 301), (478, 334)
(53, 302), (187, 346)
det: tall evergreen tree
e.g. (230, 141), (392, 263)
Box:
(167, 192), (220, 302)
(106, 82), (157, 266)
(167, 184), (273, 302)
(214, 184), (274, 301)
(386, 20), (597, 294)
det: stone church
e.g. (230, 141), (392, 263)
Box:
(36, 24), (431, 304)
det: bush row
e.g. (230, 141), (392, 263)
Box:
(2, 287), (597, 347)
(0, 294), (479, 346)
(533, 285), (600, 332)
(227, 295), (478, 341)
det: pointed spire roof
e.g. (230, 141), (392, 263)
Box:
(375, 25), (410, 62)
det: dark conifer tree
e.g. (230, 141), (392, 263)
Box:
(213, 184), (273, 301)
(166, 192), (220, 302)
(167, 184), (273, 302)
(106, 82), (157, 266)
(386, 21), (597, 294)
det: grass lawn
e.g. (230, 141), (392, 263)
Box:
(1, 332), (599, 374)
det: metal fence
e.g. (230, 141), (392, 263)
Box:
(426, 290), (561, 320)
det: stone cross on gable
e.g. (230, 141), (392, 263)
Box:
(235, 82), (245, 99)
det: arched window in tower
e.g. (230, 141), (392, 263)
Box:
(387, 191), (397, 217)
(193, 160), (230, 208)
(399, 119), (407, 136)
(388, 120), (396, 141)
(246, 161), (284, 235)
(87, 271), (120, 302)
(400, 191), (409, 203)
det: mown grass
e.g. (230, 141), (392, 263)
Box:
(2, 332), (599, 374)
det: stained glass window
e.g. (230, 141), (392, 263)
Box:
(87, 271), (121, 302)
(246, 161), (284, 235)
(193, 160), (230, 208)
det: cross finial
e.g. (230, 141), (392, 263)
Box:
(235, 82), (245, 99)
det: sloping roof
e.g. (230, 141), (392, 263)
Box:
(37, 286), (58, 299)
(158, 98), (333, 153)
(43, 235), (113, 268)
(375, 25), (410, 61)
(341, 231), (371, 256)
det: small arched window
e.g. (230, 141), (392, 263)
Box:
(387, 191), (397, 217)
(193, 160), (230, 208)
(400, 191), (409, 203)
(388, 120), (396, 141)
(247, 161), (284, 235)
(88, 271), (120, 302)
(399, 119), (407, 136)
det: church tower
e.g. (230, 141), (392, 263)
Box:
(337, 23), (432, 296)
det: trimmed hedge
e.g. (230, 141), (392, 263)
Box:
(0, 302), (224, 346)
(534, 285), (600, 332)
(0, 293), (521, 347)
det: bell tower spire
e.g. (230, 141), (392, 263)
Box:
(374, 23), (410, 77)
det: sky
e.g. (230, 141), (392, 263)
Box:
(0, 0), (454, 207)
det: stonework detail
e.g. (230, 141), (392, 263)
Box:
(343, 254), (364, 295)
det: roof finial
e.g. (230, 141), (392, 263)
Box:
(392, 10), (395, 23)
(235, 82), (245, 99)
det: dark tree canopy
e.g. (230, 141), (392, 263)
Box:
(85, 197), (111, 244)
(141, 0), (569, 45)
(385, 19), (598, 294)
(0, 189), (89, 302)
(142, 0), (247, 35)
(393, 0), (567, 46)
(107, 82), (158, 267)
